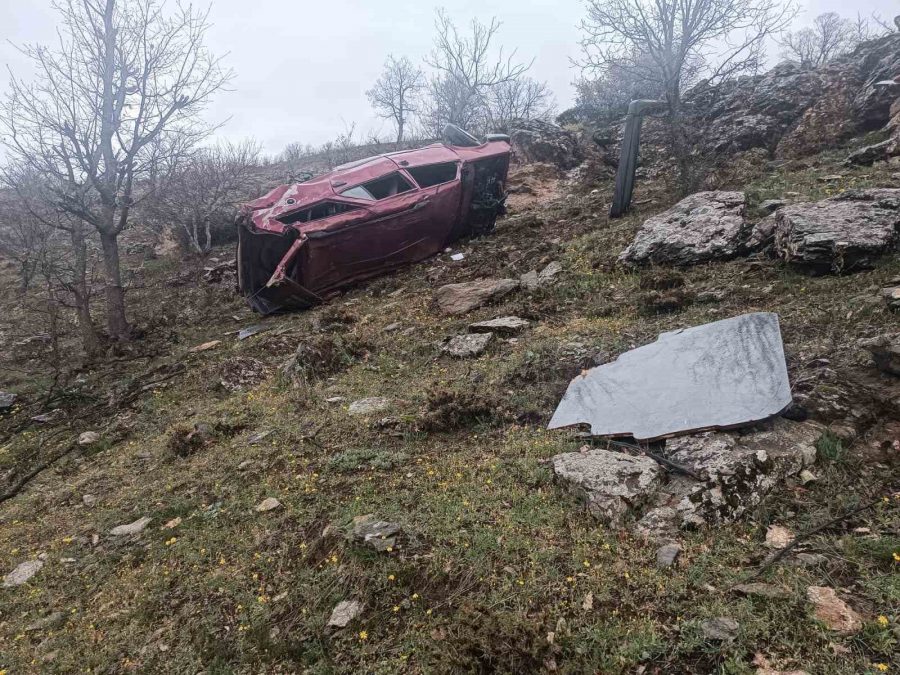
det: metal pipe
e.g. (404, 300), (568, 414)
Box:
(610, 100), (666, 218)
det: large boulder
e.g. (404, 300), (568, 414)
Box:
(619, 191), (749, 265)
(508, 119), (582, 169)
(773, 189), (900, 274)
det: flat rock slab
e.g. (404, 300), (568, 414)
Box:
(3, 559), (44, 587)
(552, 448), (662, 526)
(549, 313), (792, 440)
(655, 543), (682, 568)
(774, 188), (900, 274)
(441, 333), (493, 358)
(0, 391), (16, 410)
(619, 191), (748, 265)
(700, 616), (739, 641)
(109, 516), (152, 536)
(348, 397), (392, 416)
(468, 316), (530, 335)
(806, 586), (862, 634)
(434, 278), (519, 315)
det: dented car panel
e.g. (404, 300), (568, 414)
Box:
(238, 139), (510, 314)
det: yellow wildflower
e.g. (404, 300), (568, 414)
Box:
(876, 615), (889, 627)
(388, 574), (395, 581)
(359, 630), (368, 641)
(393, 605), (400, 612)
(874, 664), (888, 673)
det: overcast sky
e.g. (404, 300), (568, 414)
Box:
(0, 0), (897, 156)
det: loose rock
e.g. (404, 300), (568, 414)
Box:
(3, 559), (45, 587)
(860, 333), (899, 376)
(806, 586), (862, 634)
(655, 543), (682, 568)
(434, 278), (519, 315)
(26, 611), (67, 633)
(765, 525), (795, 549)
(109, 516), (152, 536)
(732, 583), (790, 599)
(77, 431), (100, 446)
(882, 284), (900, 311)
(552, 448), (662, 526)
(700, 616), (740, 641)
(773, 189), (900, 274)
(441, 333), (493, 358)
(619, 191), (749, 266)
(468, 316), (530, 335)
(348, 397), (392, 416)
(188, 340), (221, 353)
(350, 514), (401, 552)
(327, 599), (363, 628)
(0, 391), (16, 411)
(255, 497), (282, 513)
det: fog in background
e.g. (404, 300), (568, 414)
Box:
(1, 0), (897, 155)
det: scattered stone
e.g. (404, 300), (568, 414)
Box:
(696, 289), (727, 304)
(350, 514), (401, 552)
(383, 322), (401, 332)
(765, 525), (795, 549)
(519, 270), (540, 290)
(26, 611), (67, 633)
(327, 599), (363, 628)
(700, 616), (739, 641)
(434, 278), (519, 315)
(441, 332), (494, 358)
(753, 652), (810, 675)
(77, 431), (100, 446)
(773, 189), (900, 274)
(237, 460), (254, 471)
(581, 591), (594, 611)
(619, 191), (749, 266)
(538, 261), (562, 284)
(348, 397), (392, 416)
(806, 586), (862, 634)
(732, 583), (790, 599)
(860, 333), (899, 376)
(818, 174), (843, 182)
(109, 516), (152, 536)
(3, 559), (44, 587)
(551, 448), (662, 526)
(247, 430), (273, 445)
(655, 543), (682, 568)
(845, 138), (898, 166)
(747, 213), (778, 251)
(882, 284), (900, 311)
(31, 410), (64, 424)
(468, 316), (530, 335)
(163, 517), (182, 529)
(82, 494), (97, 507)
(0, 391), (16, 411)
(255, 497), (282, 513)
(188, 340), (221, 353)
(325, 396), (346, 404)
(799, 469), (817, 484)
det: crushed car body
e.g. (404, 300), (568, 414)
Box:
(237, 126), (511, 314)
(548, 313), (793, 441)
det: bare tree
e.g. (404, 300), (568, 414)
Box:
(0, 166), (102, 356)
(485, 77), (556, 131)
(579, 0), (797, 192)
(782, 13), (891, 67)
(424, 9), (532, 135)
(367, 56), (425, 142)
(0, 0), (231, 341)
(147, 140), (261, 254)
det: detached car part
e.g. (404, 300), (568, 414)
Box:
(237, 125), (510, 314)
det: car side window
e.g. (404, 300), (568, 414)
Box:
(278, 201), (359, 225)
(407, 162), (458, 188)
(340, 172), (414, 200)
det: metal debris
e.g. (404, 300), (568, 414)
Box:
(548, 313), (792, 441)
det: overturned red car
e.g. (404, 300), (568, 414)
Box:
(237, 126), (511, 314)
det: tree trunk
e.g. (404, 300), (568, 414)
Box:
(99, 230), (129, 340)
(397, 116), (404, 143)
(70, 224), (101, 357)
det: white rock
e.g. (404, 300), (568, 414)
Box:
(327, 599), (363, 628)
(77, 431), (100, 446)
(255, 497), (282, 512)
(347, 397), (391, 416)
(3, 559), (44, 587)
(765, 525), (794, 549)
(109, 516), (152, 536)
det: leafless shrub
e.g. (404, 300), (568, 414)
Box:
(781, 12), (892, 68)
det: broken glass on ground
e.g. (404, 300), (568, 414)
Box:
(548, 312), (792, 441)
